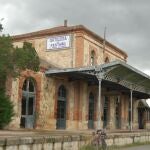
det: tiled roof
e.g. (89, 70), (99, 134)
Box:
(12, 25), (128, 58)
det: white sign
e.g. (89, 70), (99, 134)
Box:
(47, 35), (71, 50)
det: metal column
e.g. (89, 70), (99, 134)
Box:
(97, 78), (102, 129)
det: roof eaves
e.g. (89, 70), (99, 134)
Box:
(45, 65), (96, 75)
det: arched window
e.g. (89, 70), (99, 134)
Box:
(21, 78), (36, 128)
(90, 50), (95, 66)
(105, 57), (109, 63)
(58, 85), (66, 98)
(56, 85), (67, 129)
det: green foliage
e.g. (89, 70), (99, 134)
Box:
(0, 35), (40, 91)
(0, 23), (3, 32)
(0, 24), (40, 128)
(0, 91), (14, 129)
(0, 35), (14, 91)
(14, 42), (40, 72)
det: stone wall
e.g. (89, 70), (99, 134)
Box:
(107, 96), (116, 129)
(145, 121), (150, 129)
(8, 70), (144, 131)
(13, 30), (126, 69)
(82, 34), (126, 67)
(13, 35), (75, 69)
(0, 135), (89, 150)
(0, 132), (150, 150)
(36, 75), (56, 129)
(106, 132), (150, 146)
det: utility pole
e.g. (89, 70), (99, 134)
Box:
(103, 26), (106, 52)
(103, 26), (107, 62)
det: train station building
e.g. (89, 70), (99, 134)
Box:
(8, 22), (150, 130)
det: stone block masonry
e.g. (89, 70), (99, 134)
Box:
(106, 131), (150, 146)
(0, 135), (89, 150)
(0, 131), (150, 150)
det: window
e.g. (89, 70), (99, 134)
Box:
(103, 96), (109, 128)
(21, 78), (36, 128)
(56, 85), (67, 129)
(88, 92), (94, 120)
(105, 57), (109, 63)
(58, 85), (66, 98)
(90, 50), (95, 66)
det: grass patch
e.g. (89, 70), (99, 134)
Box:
(80, 141), (150, 150)
(117, 141), (150, 149)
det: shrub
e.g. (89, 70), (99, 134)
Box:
(0, 91), (14, 129)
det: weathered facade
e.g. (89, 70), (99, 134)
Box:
(8, 23), (150, 130)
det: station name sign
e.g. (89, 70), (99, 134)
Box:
(47, 35), (71, 50)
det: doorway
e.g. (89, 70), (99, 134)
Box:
(20, 78), (36, 128)
(103, 96), (109, 128)
(88, 92), (95, 129)
(137, 101), (145, 129)
(138, 108), (144, 129)
(115, 96), (120, 129)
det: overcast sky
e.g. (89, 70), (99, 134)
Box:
(1, 0), (150, 75)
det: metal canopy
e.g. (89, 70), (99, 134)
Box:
(45, 60), (150, 98)
(100, 61), (150, 95)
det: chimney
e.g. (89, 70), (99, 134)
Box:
(64, 20), (67, 27)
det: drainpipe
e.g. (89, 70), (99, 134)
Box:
(130, 88), (133, 131)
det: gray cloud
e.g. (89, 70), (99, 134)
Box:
(1, 0), (150, 74)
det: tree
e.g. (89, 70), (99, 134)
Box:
(0, 23), (40, 128)
(0, 21), (3, 32)
(0, 24), (2, 32)
(0, 92), (14, 129)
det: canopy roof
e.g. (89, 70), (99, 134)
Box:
(46, 60), (150, 99)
